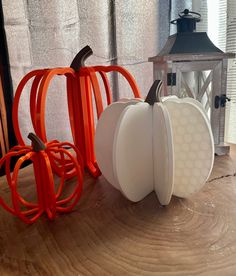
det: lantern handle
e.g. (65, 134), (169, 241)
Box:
(170, 9), (201, 25)
(145, 80), (163, 105)
(28, 133), (46, 152)
(70, 45), (93, 71)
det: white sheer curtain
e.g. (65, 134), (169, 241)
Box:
(224, 0), (236, 144)
(207, 0), (236, 144)
(2, 0), (168, 143)
(193, 0), (236, 144)
(6, 0), (233, 146)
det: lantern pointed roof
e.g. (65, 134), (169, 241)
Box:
(158, 32), (223, 56)
(149, 33), (235, 62)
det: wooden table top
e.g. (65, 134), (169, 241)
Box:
(0, 145), (236, 275)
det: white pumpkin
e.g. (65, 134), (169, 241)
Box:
(95, 80), (214, 205)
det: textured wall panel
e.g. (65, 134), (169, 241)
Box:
(77, 0), (111, 65)
(115, 0), (162, 98)
(27, 0), (79, 27)
(29, 24), (80, 67)
(27, 0), (80, 67)
(2, 0), (81, 142)
(158, 0), (170, 51)
(2, 0), (170, 141)
(4, 25), (32, 67)
(2, 0), (27, 24)
(193, 0), (208, 32)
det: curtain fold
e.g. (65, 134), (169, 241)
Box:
(224, 0), (236, 144)
(2, 0), (236, 144)
(115, 0), (159, 99)
(209, 0), (236, 144)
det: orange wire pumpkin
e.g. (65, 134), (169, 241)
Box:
(0, 133), (83, 224)
(12, 46), (141, 178)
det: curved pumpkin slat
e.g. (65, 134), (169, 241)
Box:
(97, 71), (112, 105)
(12, 187), (42, 224)
(84, 70), (104, 175)
(35, 67), (76, 142)
(7, 149), (39, 209)
(55, 147), (83, 212)
(77, 74), (93, 162)
(40, 152), (57, 220)
(11, 151), (38, 209)
(84, 67), (104, 118)
(10, 145), (31, 151)
(47, 150), (75, 178)
(57, 141), (84, 169)
(47, 141), (84, 178)
(11, 152), (42, 224)
(53, 150), (71, 200)
(84, 74), (96, 166)
(12, 69), (48, 146)
(46, 140), (79, 169)
(67, 74), (86, 161)
(2, 149), (33, 211)
(54, 151), (66, 199)
(77, 73), (101, 177)
(74, 67), (107, 177)
(43, 145), (83, 212)
(30, 73), (48, 132)
(21, 207), (40, 216)
(93, 65), (141, 98)
(66, 75), (77, 143)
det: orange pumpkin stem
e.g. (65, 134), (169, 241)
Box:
(70, 45), (93, 71)
(28, 133), (46, 152)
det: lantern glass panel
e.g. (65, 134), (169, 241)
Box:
(180, 70), (213, 119)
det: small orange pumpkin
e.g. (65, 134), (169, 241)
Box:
(0, 133), (83, 224)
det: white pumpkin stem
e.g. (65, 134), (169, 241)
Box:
(145, 80), (163, 105)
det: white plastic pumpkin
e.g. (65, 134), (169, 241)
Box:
(95, 80), (214, 205)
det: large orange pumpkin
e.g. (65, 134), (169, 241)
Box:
(12, 46), (141, 178)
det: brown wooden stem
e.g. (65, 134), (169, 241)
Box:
(28, 133), (46, 152)
(145, 80), (163, 105)
(70, 45), (93, 71)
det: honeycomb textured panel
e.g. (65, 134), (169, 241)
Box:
(165, 101), (214, 198)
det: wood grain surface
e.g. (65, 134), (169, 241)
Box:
(0, 145), (236, 275)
